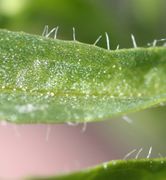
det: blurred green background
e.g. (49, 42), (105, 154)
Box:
(0, 0), (166, 160)
(1, 0), (166, 48)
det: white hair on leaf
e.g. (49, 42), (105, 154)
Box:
(72, 27), (76, 41)
(116, 44), (120, 50)
(131, 34), (138, 48)
(81, 122), (87, 132)
(94, 35), (102, 45)
(66, 121), (79, 126)
(45, 27), (57, 38)
(45, 125), (51, 142)
(123, 149), (137, 160)
(148, 38), (166, 47)
(147, 146), (152, 159)
(135, 148), (143, 159)
(122, 116), (133, 124)
(105, 32), (110, 50)
(54, 26), (59, 39)
(42, 25), (59, 39)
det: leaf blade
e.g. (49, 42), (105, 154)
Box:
(30, 159), (166, 180)
(0, 29), (166, 123)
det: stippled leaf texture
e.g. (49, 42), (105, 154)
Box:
(30, 159), (166, 180)
(0, 29), (166, 123)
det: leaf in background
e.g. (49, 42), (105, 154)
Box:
(0, 29), (166, 123)
(30, 159), (166, 180)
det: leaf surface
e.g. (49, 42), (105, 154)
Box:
(0, 29), (166, 123)
(30, 159), (166, 180)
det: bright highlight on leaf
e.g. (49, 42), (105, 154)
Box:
(0, 29), (166, 123)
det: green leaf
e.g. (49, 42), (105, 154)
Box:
(30, 159), (166, 180)
(0, 29), (166, 123)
